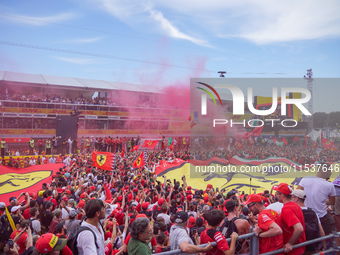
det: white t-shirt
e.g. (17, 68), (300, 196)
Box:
(77, 221), (105, 255)
(158, 213), (171, 225)
(299, 176), (336, 218)
(266, 202), (283, 214)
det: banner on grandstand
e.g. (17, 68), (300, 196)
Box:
(0, 163), (63, 206)
(92, 151), (115, 170)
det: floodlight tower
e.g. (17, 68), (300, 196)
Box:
(304, 69), (313, 130)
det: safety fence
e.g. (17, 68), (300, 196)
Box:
(158, 229), (340, 255)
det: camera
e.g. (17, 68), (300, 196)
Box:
(182, 175), (185, 181)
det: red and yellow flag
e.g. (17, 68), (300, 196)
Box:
(133, 152), (146, 168)
(321, 138), (337, 151)
(235, 141), (242, 149)
(142, 140), (159, 150)
(293, 135), (299, 142)
(131, 145), (140, 152)
(0, 163), (63, 205)
(92, 151), (115, 171)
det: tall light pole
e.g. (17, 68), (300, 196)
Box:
(304, 69), (313, 130)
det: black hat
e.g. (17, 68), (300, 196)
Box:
(175, 211), (188, 224)
(9, 197), (16, 203)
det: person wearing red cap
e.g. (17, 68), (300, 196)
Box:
(244, 194), (283, 254)
(200, 210), (238, 255)
(274, 183), (306, 255)
(35, 233), (72, 254)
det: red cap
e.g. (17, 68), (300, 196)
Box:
(62, 196), (69, 202)
(77, 200), (85, 208)
(274, 183), (292, 195)
(187, 186), (192, 190)
(66, 190), (71, 195)
(158, 198), (164, 206)
(90, 186), (96, 191)
(189, 217), (196, 227)
(187, 195), (192, 201)
(136, 214), (147, 219)
(35, 233), (67, 253)
(133, 188), (138, 193)
(80, 193), (87, 199)
(142, 202), (150, 209)
(207, 184), (212, 191)
(243, 194), (262, 205)
(117, 196), (123, 202)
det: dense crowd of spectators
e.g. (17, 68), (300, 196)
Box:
(1, 92), (159, 109)
(1, 136), (340, 254)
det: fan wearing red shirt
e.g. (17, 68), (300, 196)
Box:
(243, 194), (283, 254)
(200, 209), (238, 255)
(274, 183), (306, 255)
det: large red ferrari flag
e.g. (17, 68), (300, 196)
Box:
(0, 163), (63, 205)
(141, 140), (159, 150)
(92, 151), (115, 170)
(132, 152), (146, 168)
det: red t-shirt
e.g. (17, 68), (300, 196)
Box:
(281, 202), (306, 255)
(257, 209), (283, 254)
(200, 228), (229, 255)
(22, 208), (31, 220)
(10, 230), (28, 254)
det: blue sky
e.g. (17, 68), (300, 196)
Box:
(0, 0), (340, 111)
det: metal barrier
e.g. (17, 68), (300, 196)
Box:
(158, 231), (340, 255)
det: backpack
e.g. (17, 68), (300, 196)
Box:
(218, 217), (243, 254)
(302, 208), (321, 252)
(0, 214), (13, 241)
(66, 226), (99, 255)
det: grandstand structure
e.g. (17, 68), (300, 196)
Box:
(0, 71), (190, 139)
(0, 71), (309, 142)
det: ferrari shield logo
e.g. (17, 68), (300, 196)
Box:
(136, 157), (141, 166)
(148, 142), (153, 146)
(96, 154), (107, 166)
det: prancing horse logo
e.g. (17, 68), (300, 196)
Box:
(96, 154), (107, 166)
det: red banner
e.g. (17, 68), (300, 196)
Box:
(92, 151), (115, 171)
(155, 158), (187, 176)
(141, 140), (159, 150)
(0, 163), (63, 205)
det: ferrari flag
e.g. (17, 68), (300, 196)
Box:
(141, 140), (159, 150)
(0, 163), (63, 205)
(133, 152), (146, 168)
(92, 151), (115, 170)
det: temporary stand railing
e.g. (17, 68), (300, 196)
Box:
(158, 230), (340, 255)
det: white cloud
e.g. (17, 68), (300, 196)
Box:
(149, 9), (209, 47)
(2, 12), (77, 26)
(92, 0), (209, 47)
(53, 57), (99, 65)
(109, 0), (340, 45)
(61, 37), (104, 44)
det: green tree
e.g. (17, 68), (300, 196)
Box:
(313, 112), (327, 128)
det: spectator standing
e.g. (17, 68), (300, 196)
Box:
(244, 194), (283, 254)
(297, 163), (336, 236)
(274, 183), (306, 255)
(169, 211), (212, 254)
(200, 209), (238, 255)
(76, 199), (106, 255)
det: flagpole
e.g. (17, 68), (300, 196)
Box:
(249, 178), (252, 194)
